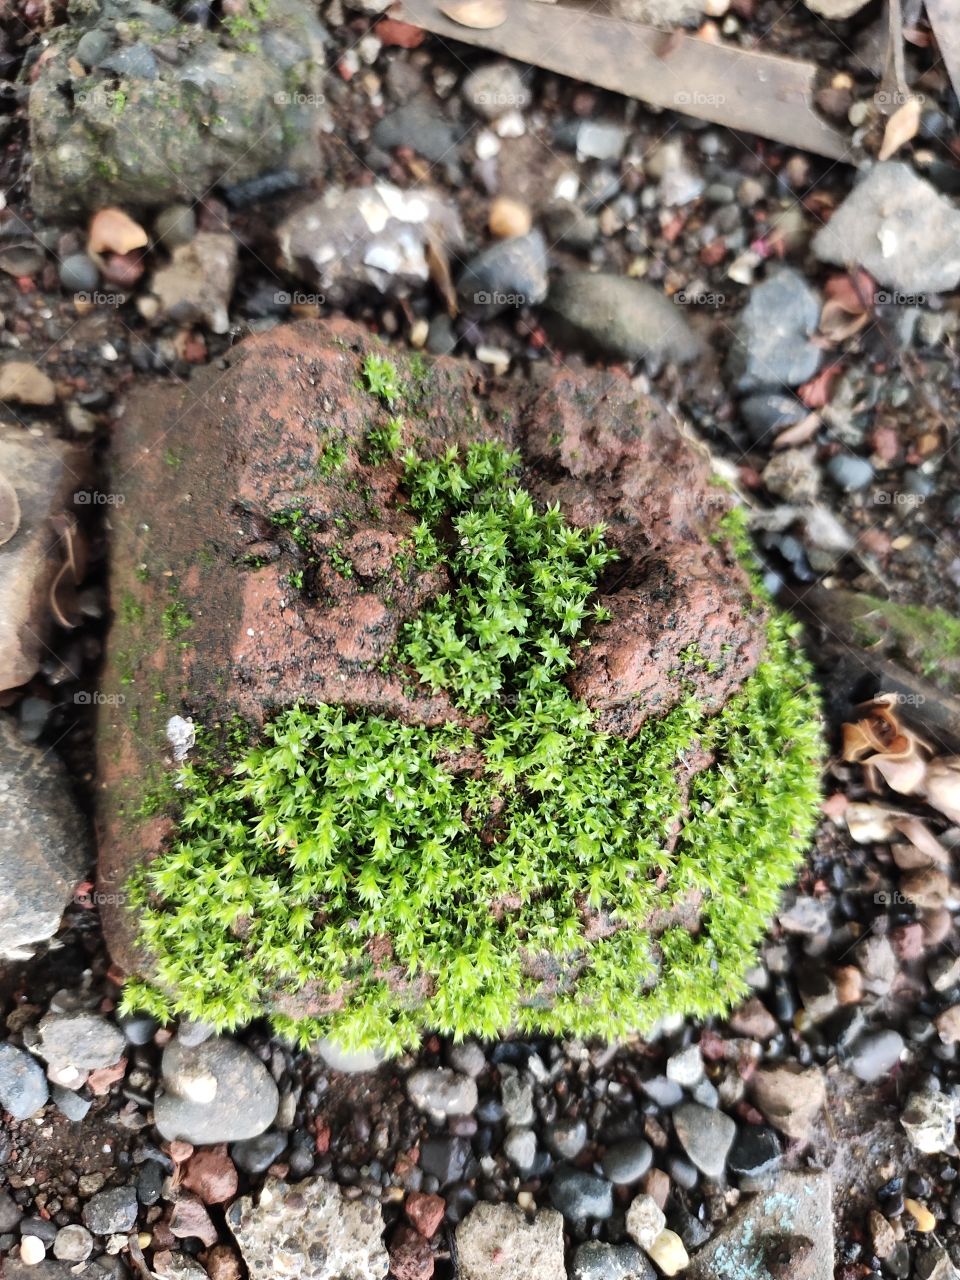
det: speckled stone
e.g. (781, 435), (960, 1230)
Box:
(226, 1176), (388, 1280)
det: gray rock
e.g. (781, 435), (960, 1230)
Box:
(82, 1185), (138, 1235)
(740, 392), (806, 444)
(278, 183), (463, 307)
(826, 454), (874, 492)
(462, 62), (530, 120)
(857, 935), (898, 995)
(154, 204), (198, 250)
(572, 1241), (653, 1280)
(420, 1136), (470, 1186)
(28, 0), (329, 215)
(50, 1083), (92, 1121)
(930, 954), (960, 994)
(372, 101), (469, 170)
(846, 1029), (903, 1083)
(176, 1019), (215, 1048)
(154, 1036), (279, 1144)
(546, 273), (702, 365)
(549, 1167), (614, 1221)
(448, 1040), (486, 1078)
(52, 1225), (93, 1262)
(545, 1117), (588, 1160)
(729, 268), (822, 392)
(457, 1202), (565, 1280)
(0, 1043), (48, 1119)
(813, 162), (960, 295)
(901, 1088), (956, 1154)
(426, 315), (457, 356)
(2, 1264), (76, 1280)
(666, 1044), (703, 1087)
(0, 1188), (22, 1231)
(640, 1076), (684, 1108)
(406, 1068), (478, 1120)
(232, 1131), (288, 1175)
(544, 202), (600, 251)
(148, 232), (239, 334)
(37, 1012), (126, 1072)
(673, 1103), (737, 1179)
(601, 1139), (653, 1185)
(58, 253), (99, 293)
(458, 230), (549, 310)
(685, 1170), (833, 1280)
(119, 1014), (158, 1046)
(576, 121), (628, 162)
(500, 1068), (535, 1127)
(227, 1175), (388, 1280)
(777, 894), (830, 936)
(504, 1126), (538, 1171)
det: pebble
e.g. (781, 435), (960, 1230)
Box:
(458, 229), (548, 309)
(59, 253), (99, 293)
(543, 201), (599, 251)
(420, 1136), (470, 1186)
(847, 1029), (904, 1082)
(37, 1011), (126, 1072)
(626, 1193), (666, 1250)
(666, 1044), (703, 1088)
(462, 62), (530, 120)
(546, 273), (701, 365)
(0, 1043), (49, 1119)
(231, 1136), (288, 1172)
(82, 1186), (138, 1235)
(456, 1202), (565, 1280)
(740, 392), (806, 445)
(901, 1089), (956, 1154)
(572, 1241), (653, 1280)
(826, 454), (874, 492)
(857, 936), (898, 996)
(448, 1041), (486, 1078)
(869, 1208), (897, 1258)
(504, 1127), (538, 1171)
(88, 207), (149, 257)
(601, 1139), (654, 1185)
(905, 1198), (937, 1232)
(51, 1083), (92, 1121)
(729, 267), (822, 392)
(576, 121), (628, 162)
(640, 1077), (684, 1109)
(646, 1229), (689, 1276)
(549, 1167), (614, 1221)
(750, 1063), (826, 1142)
(154, 203), (197, 249)
(53, 1224), (93, 1262)
(489, 196), (532, 239)
(545, 1118), (588, 1160)
(672, 1103), (737, 1179)
(19, 1236), (45, 1266)
(155, 1037), (279, 1144)
(407, 1068), (478, 1120)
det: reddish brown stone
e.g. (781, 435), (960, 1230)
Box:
(96, 320), (765, 1009)
(405, 1191), (446, 1239)
(390, 1227), (434, 1280)
(182, 1145), (238, 1204)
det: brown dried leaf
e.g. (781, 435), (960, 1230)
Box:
(438, 0), (506, 27)
(878, 96), (922, 162)
(871, 752), (928, 796)
(425, 234), (458, 318)
(923, 757), (960, 825)
(819, 297), (869, 344)
(892, 815), (951, 867)
(0, 474), (20, 547)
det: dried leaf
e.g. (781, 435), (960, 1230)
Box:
(891, 816), (951, 867)
(438, 0), (507, 27)
(819, 297), (869, 344)
(878, 96), (922, 162)
(871, 752), (928, 796)
(772, 411), (821, 449)
(88, 207), (149, 258)
(923, 757), (960, 825)
(0, 475), (20, 547)
(425, 234), (458, 318)
(845, 802), (905, 843)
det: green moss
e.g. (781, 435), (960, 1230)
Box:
(845, 594), (960, 691)
(359, 353), (402, 407)
(122, 444), (822, 1049)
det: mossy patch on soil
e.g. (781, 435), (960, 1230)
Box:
(120, 442), (822, 1052)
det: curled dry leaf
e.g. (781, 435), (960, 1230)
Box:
(923, 758), (960, 826)
(48, 511), (85, 629)
(438, 0), (507, 27)
(87, 207), (149, 258)
(425, 234), (458, 317)
(878, 95), (922, 162)
(892, 816), (951, 867)
(0, 474), (20, 547)
(844, 801), (907, 843)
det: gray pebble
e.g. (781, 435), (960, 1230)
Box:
(504, 1127), (538, 1171)
(0, 1044), (48, 1120)
(82, 1185), (138, 1235)
(847, 1029), (904, 1083)
(51, 1084), (92, 1122)
(826, 454), (874, 492)
(59, 254), (99, 294)
(601, 1139), (653, 1185)
(545, 1118), (588, 1160)
(573, 1240), (654, 1280)
(53, 1225), (93, 1262)
(550, 1167), (614, 1221)
(154, 204), (197, 250)
(673, 1102), (737, 1179)
(640, 1076), (684, 1109)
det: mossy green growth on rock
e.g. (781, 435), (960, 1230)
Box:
(121, 444), (822, 1052)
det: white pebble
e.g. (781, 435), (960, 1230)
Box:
(20, 1236), (46, 1265)
(646, 1229), (689, 1275)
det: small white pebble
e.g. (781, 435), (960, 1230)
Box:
(20, 1236), (46, 1265)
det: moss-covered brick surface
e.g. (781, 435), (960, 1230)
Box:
(98, 319), (822, 1050)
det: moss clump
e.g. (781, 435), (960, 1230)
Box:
(121, 445), (822, 1051)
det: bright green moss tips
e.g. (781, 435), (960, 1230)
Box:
(360, 353), (402, 407)
(123, 443), (822, 1051)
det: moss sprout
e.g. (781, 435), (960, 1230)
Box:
(122, 444), (822, 1050)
